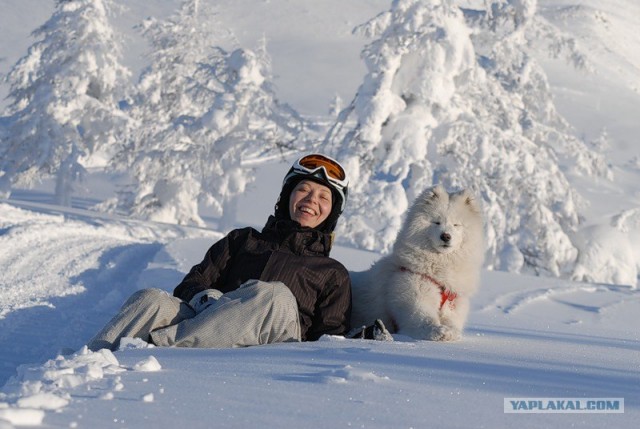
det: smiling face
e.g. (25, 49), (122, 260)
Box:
(288, 179), (333, 228)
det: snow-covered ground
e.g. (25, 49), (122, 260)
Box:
(0, 195), (638, 428)
(1, 0), (639, 427)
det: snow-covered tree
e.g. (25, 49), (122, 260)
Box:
(325, 0), (610, 277)
(109, 1), (305, 227)
(127, 0), (232, 139)
(194, 44), (306, 229)
(103, 0), (227, 226)
(0, 0), (131, 205)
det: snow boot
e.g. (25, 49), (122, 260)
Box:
(346, 319), (393, 341)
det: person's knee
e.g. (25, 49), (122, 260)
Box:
(128, 288), (172, 308)
(237, 280), (298, 311)
(269, 282), (296, 305)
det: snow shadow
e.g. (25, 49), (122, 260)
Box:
(0, 242), (164, 387)
(467, 325), (640, 353)
(270, 337), (639, 400)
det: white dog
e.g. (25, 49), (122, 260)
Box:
(350, 185), (484, 341)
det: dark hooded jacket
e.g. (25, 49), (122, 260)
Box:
(172, 215), (352, 341)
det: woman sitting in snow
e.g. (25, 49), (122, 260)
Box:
(88, 154), (352, 351)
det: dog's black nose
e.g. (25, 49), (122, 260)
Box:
(440, 233), (451, 243)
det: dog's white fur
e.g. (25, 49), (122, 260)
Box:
(350, 185), (484, 341)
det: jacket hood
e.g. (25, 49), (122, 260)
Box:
(262, 215), (333, 256)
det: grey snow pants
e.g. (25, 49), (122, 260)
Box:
(87, 280), (301, 351)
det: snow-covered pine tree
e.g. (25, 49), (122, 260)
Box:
(105, 0), (228, 226)
(194, 43), (306, 230)
(0, 0), (131, 205)
(325, 0), (609, 277)
(466, 0), (611, 181)
(111, 1), (304, 228)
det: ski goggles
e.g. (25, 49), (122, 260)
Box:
(285, 153), (349, 211)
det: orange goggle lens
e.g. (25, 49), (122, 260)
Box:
(298, 154), (346, 181)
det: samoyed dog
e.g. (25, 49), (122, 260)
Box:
(350, 185), (484, 341)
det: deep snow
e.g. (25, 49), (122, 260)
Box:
(0, 198), (638, 428)
(1, 0), (639, 428)
(2, 188), (640, 422)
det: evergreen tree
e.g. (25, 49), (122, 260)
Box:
(105, 0), (227, 226)
(108, 1), (305, 228)
(325, 0), (609, 277)
(0, 0), (131, 205)
(194, 44), (306, 230)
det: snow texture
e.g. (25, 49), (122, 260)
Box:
(325, 0), (611, 280)
(1, 0), (639, 284)
(0, 0), (639, 427)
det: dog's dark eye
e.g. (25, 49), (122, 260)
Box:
(433, 221), (441, 225)
(454, 223), (461, 227)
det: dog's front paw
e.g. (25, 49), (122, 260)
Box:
(427, 324), (461, 342)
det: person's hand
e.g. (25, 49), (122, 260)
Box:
(188, 289), (222, 314)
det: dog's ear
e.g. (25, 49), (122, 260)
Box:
(460, 189), (481, 213)
(427, 185), (445, 201)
